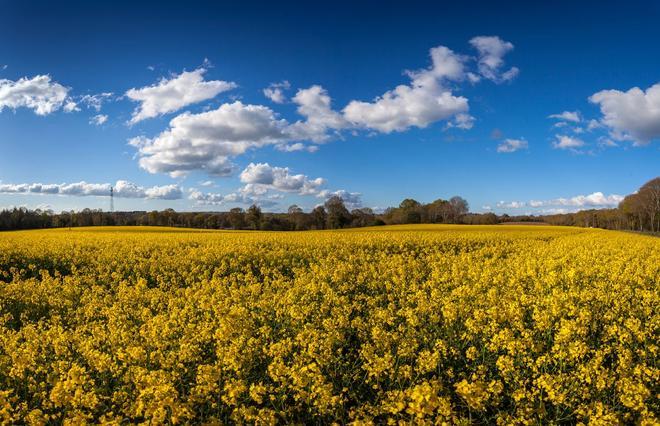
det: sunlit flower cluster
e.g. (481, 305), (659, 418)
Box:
(0, 225), (657, 424)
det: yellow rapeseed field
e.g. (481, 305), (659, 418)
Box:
(0, 225), (657, 424)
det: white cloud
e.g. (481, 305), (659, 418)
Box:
(343, 45), (470, 133)
(537, 208), (571, 214)
(568, 192), (625, 207)
(469, 36), (519, 83)
(189, 163), (359, 210)
(553, 135), (585, 150)
(589, 83), (660, 145)
(529, 192), (624, 208)
(143, 184), (183, 200)
(289, 85), (348, 140)
(90, 114), (108, 125)
(548, 110), (581, 123)
(496, 192), (624, 212)
(189, 189), (225, 205)
(56, 182), (110, 196)
(496, 201), (525, 208)
(130, 101), (292, 177)
(0, 183), (29, 193)
(446, 113), (475, 130)
(80, 92), (114, 112)
(275, 142), (319, 153)
(497, 138), (528, 153)
(0, 75), (72, 115)
(130, 96), (342, 178)
(0, 180), (182, 200)
(317, 189), (363, 209)
(239, 162), (326, 195)
(188, 188), (277, 208)
(126, 67), (236, 124)
(263, 81), (290, 104)
(63, 100), (80, 112)
(198, 180), (215, 187)
(130, 36), (519, 178)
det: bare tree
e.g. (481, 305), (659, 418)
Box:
(638, 178), (660, 232)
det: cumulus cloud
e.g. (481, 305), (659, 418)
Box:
(129, 96), (341, 178)
(129, 36), (518, 178)
(469, 36), (519, 83)
(90, 114), (108, 125)
(188, 188), (277, 208)
(529, 192), (624, 208)
(126, 67), (236, 124)
(317, 189), (363, 209)
(239, 162), (326, 195)
(553, 135), (585, 150)
(289, 85), (348, 140)
(143, 184), (183, 200)
(495, 192), (623, 212)
(188, 189), (226, 205)
(343, 46), (469, 133)
(129, 101), (291, 177)
(188, 163), (359, 210)
(589, 83), (660, 145)
(548, 110), (581, 123)
(263, 81), (290, 103)
(497, 138), (528, 153)
(0, 75), (72, 115)
(0, 180), (183, 200)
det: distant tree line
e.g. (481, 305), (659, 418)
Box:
(1, 177), (658, 233)
(0, 195), (468, 232)
(538, 177), (660, 233)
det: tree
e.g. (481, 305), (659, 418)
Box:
(620, 194), (645, 231)
(427, 198), (449, 223)
(351, 207), (376, 227)
(311, 206), (327, 230)
(398, 198), (422, 223)
(638, 177), (660, 232)
(228, 208), (246, 229)
(246, 204), (262, 230)
(449, 196), (469, 222)
(288, 204), (306, 230)
(399, 198), (421, 211)
(325, 196), (352, 229)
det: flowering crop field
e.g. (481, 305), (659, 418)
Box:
(0, 225), (658, 424)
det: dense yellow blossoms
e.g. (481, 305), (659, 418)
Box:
(0, 225), (658, 424)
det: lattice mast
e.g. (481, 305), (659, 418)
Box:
(110, 186), (114, 213)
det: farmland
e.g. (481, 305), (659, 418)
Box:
(0, 225), (657, 424)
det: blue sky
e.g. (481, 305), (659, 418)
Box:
(1, 1), (658, 214)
